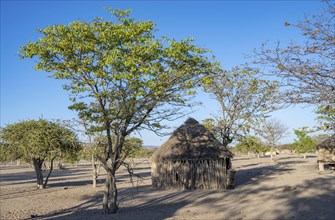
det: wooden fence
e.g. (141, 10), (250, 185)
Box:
(152, 157), (233, 190)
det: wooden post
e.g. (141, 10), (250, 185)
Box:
(319, 161), (325, 171)
(223, 157), (227, 189)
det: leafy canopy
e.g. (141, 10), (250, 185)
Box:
(19, 8), (213, 141)
(235, 135), (269, 154)
(293, 127), (316, 154)
(0, 119), (81, 163)
(315, 105), (335, 132)
(202, 66), (282, 146)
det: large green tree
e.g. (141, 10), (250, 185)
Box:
(19, 9), (213, 213)
(0, 119), (81, 189)
(202, 66), (283, 147)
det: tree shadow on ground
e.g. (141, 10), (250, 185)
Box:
(234, 164), (294, 187)
(267, 175), (335, 220)
(15, 159), (335, 220)
(30, 162), (291, 219)
(0, 167), (91, 186)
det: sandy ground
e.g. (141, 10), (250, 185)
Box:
(0, 154), (334, 220)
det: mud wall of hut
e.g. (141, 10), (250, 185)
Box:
(152, 157), (233, 190)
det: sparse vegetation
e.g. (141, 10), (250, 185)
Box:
(0, 119), (81, 189)
(202, 67), (282, 147)
(293, 127), (316, 159)
(235, 135), (270, 158)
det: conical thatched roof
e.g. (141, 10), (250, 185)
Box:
(151, 118), (232, 163)
(316, 135), (335, 150)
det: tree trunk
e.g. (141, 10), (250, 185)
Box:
(102, 171), (111, 212)
(109, 174), (118, 213)
(102, 168), (118, 214)
(43, 157), (55, 188)
(32, 158), (45, 189)
(100, 127), (126, 214)
(303, 153), (307, 159)
(58, 159), (63, 170)
(92, 155), (101, 188)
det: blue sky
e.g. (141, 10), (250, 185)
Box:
(1, 0), (328, 146)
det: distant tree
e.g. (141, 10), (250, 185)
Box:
(235, 136), (270, 158)
(293, 127), (316, 159)
(202, 66), (283, 147)
(80, 122), (144, 188)
(257, 118), (289, 159)
(0, 119), (81, 189)
(19, 9), (213, 213)
(277, 143), (296, 152)
(79, 118), (104, 188)
(253, 1), (334, 125)
(130, 147), (156, 158)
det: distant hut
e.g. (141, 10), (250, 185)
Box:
(151, 118), (233, 190)
(316, 135), (335, 171)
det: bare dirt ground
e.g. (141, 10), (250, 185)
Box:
(1, 154), (334, 220)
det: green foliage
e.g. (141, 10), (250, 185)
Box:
(293, 127), (316, 154)
(202, 118), (216, 132)
(202, 118), (220, 139)
(19, 7), (213, 162)
(202, 66), (281, 146)
(122, 137), (143, 158)
(235, 136), (270, 154)
(19, 8), (213, 212)
(129, 147), (156, 158)
(277, 143), (295, 151)
(0, 119), (82, 163)
(315, 105), (335, 132)
(79, 136), (150, 160)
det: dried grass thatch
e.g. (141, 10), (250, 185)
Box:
(151, 118), (232, 163)
(151, 118), (234, 189)
(316, 135), (335, 150)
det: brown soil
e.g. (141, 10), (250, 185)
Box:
(1, 154), (334, 220)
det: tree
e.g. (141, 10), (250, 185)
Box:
(202, 66), (283, 147)
(235, 136), (269, 158)
(257, 118), (289, 160)
(253, 1), (334, 112)
(312, 133), (330, 144)
(122, 137), (143, 158)
(257, 118), (289, 156)
(19, 9), (213, 213)
(80, 134), (143, 188)
(0, 119), (81, 189)
(293, 127), (316, 159)
(315, 105), (335, 131)
(79, 118), (105, 188)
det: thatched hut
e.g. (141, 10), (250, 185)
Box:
(151, 118), (233, 190)
(316, 135), (335, 171)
